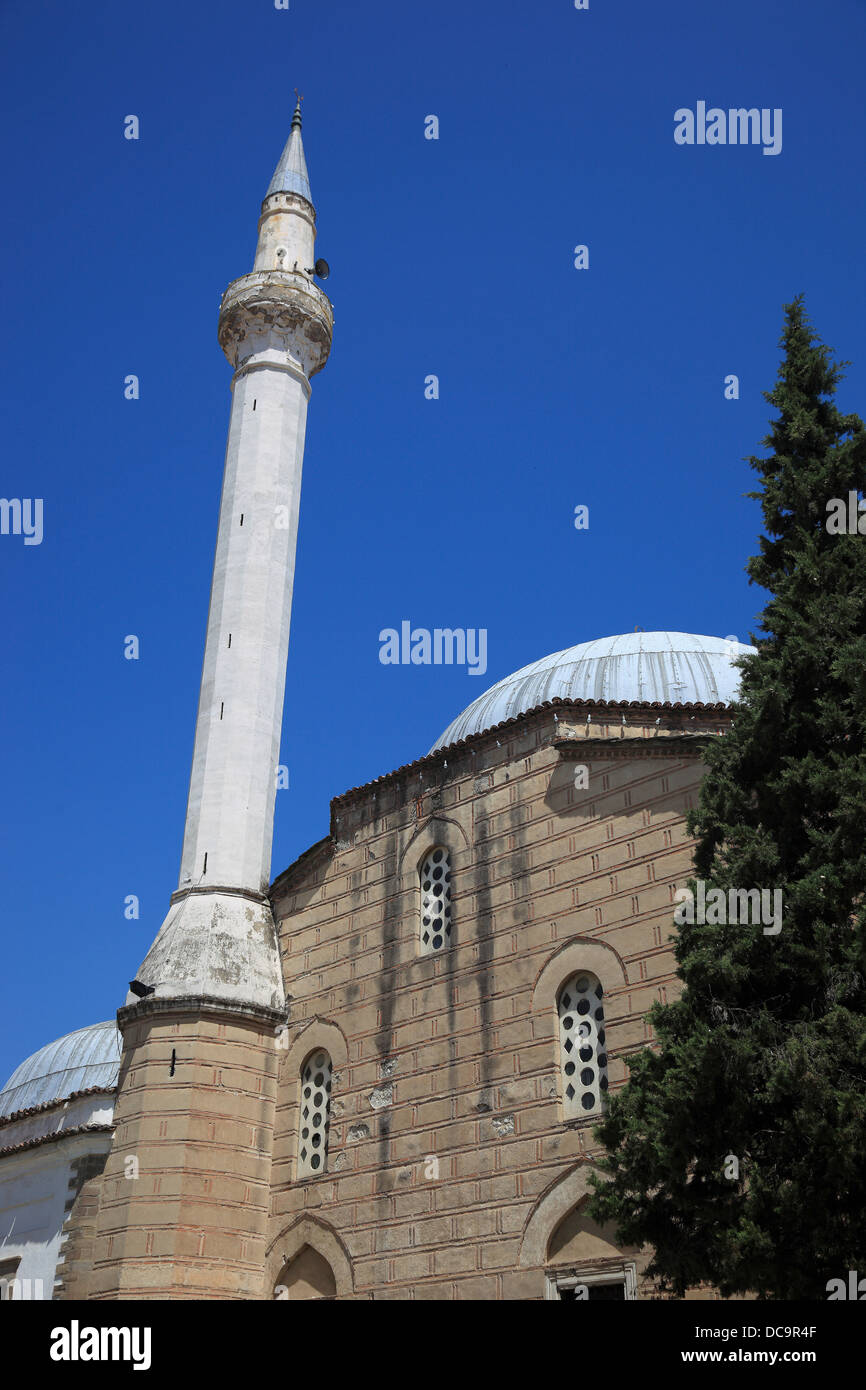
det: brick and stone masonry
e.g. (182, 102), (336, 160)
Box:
(266, 703), (728, 1299)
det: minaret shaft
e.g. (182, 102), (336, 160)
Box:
(179, 355), (309, 895)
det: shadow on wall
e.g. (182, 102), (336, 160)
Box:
(274, 1245), (337, 1300)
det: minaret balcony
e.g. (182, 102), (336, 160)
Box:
(218, 268), (333, 377)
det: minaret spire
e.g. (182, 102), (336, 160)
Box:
(264, 92), (311, 204)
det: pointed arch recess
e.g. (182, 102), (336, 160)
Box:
(267, 1214), (354, 1298)
(519, 1162), (607, 1267)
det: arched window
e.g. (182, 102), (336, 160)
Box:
(297, 1051), (332, 1178)
(419, 847), (452, 955)
(558, 973), (608, 1119)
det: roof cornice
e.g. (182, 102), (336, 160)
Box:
(329, 695), (733, 811)
(0, 1122), (113, 1159)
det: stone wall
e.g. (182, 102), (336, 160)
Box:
(55, 1151), (111, 1300)
(82, 1001), (282, 1300)
(269, 702), (729, 1298)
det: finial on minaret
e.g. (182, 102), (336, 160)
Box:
(265, 92), (311, 203)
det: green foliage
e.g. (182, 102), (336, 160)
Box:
(589, 298), (866, 1298)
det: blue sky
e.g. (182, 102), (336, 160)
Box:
(1, 0), (864, 1083)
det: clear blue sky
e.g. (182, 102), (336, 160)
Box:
(1, 0), (864, 1083)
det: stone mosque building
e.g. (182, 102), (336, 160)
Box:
(0, 107), (753, 1301)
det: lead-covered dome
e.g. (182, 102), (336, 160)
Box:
(430, 631), (754, 752)
(0, 1021), (121, 1118)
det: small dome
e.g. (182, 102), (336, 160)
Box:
(0, 1021), (121, 1118)
(430, 631), (754, 751)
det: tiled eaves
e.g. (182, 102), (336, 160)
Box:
(0, 1123), (114, 1159)
(0, 1086), (116, 1132)
(329, 695), (734, 811)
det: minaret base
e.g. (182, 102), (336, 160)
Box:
(82, 996), (284, 1301)
(128, 890), (285, 1013)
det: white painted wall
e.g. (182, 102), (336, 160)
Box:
(0, 1097), (114, 1300)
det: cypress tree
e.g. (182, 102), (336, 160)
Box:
(589, 297), (866, 1299)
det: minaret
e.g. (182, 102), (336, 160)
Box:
(83, 103), (332, 1300)
(138, 96), (332, 1008)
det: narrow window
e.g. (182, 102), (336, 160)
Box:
(297, 1051), (332, 1178)
(559, 973), (608, 1119)
(419, 847), (452, 954)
